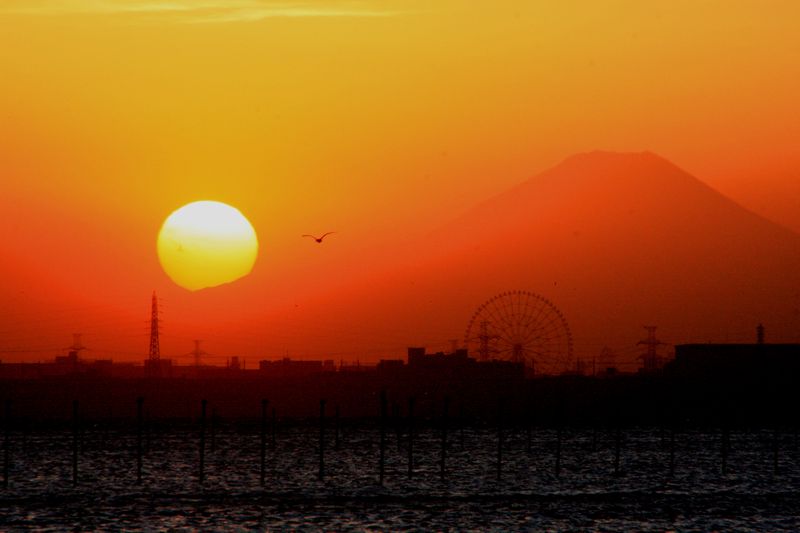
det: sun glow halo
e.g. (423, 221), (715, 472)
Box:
(157, 201), (258, 291)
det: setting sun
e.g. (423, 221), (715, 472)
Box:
(157, 201), (258, 291)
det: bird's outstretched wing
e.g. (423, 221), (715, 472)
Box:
(302, 232), (336, 242)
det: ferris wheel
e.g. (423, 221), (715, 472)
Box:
(463, 290), (573, 375)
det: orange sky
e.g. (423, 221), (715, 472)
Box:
(1, 1), (799, 366)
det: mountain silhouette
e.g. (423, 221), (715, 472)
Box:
(306, 151), (800, 367)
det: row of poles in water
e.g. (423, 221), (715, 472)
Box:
(0, 394), (791, 488)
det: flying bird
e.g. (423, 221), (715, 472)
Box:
(303, 232), (336, 243)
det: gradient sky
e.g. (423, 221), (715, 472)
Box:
(1, 1), (798, 365)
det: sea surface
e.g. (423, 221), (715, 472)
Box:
(1, 423), (799, 531)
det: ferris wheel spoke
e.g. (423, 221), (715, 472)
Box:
(519, 292), (539, 330)
(510, 293), (533, 345)
(488, 303), (515, 339)
(510, 293), (526, 339)
(529, 318), (561, 346)
(529, 298), (552, 334)
(496, 331), (520, 352)
(519, 292), (536, 339)
(518, 304), (545, 341)
(496, 297), (517, 338)
(513, 292), (526, 340)
(519, 321), (551, 344)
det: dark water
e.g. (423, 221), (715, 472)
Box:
(2, 425), (799, 531)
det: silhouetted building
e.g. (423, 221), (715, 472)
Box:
(664, 342), (800, 425)
(338, 360), (374, 373)
(407, 347), (471, 368)
(668, 343), (800, 380)
(377, 359), (404, 374)
(144, 358), (173, 378)
(259, 358), (335, 377)
(406, 347), (524, 381)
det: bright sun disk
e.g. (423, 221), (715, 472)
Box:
(157, 201), (258, 291)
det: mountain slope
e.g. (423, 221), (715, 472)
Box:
(303, 151), (800, 367)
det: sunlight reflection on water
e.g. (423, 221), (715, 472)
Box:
(2, 426), (799, 530)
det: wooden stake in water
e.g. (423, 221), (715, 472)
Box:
(773, 427), (779, 476)
(260, 399), (268, 486)
(334, 405), (340, 451)
(669, 427), (676, 478)
(136, 397), (143, 485)
(72, 400), (79, 487)
(3, 399), (10, 490)
(318, 399), (326, 480)
(526, 408), (532, 455)
(496, 400), (504, 481)
(613, 426), (621, 477)
(145, 409), (151, 454)
(199, 399), (207, 484)
(210, 408), (217, 454)
(555, 425), (562, 477)
(440, 396), (449, 481)
(393, 403), (401, 451)
(271, 408), (276, 451)
(379, 390), (387, 485)
(721, 426), (729, 476)
(407, 397), (415, 478)
(459, 402), (465, 451)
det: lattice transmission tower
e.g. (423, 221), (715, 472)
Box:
(638, 326), (664, 372)
(147, 291), (160, 376)
(190, 339), (208, 367)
